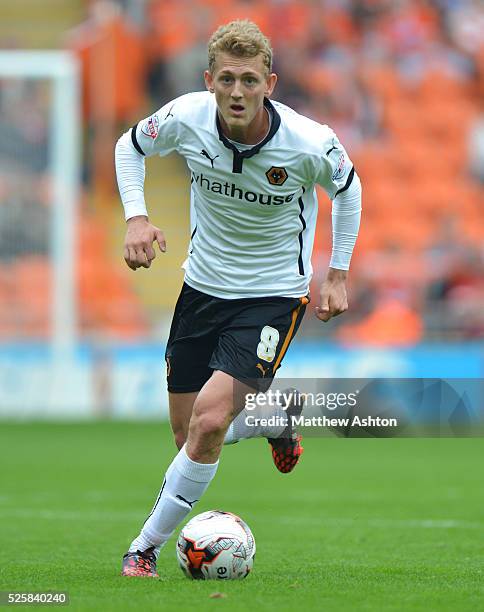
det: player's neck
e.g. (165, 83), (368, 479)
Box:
(219, 106), (269, 146)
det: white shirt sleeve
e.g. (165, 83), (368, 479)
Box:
(313, 129), (362, 270)
(330, 172), (362, 270)
(115, 131), (147, 220)
(114, 97), (182, 220)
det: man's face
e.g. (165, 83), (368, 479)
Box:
(204, 52), (277, 132)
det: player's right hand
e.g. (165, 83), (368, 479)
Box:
(124, 215), (166, 271)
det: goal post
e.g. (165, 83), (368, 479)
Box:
(0, 50), (80, 358)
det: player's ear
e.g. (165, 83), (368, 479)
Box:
(204, 70), (214, 93)
(265, 73), (277, 97)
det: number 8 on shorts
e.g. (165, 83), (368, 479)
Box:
(256, 326), (280, 363)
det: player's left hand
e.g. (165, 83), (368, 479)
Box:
(315, 268), (348, 322)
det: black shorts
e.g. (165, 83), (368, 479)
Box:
(165, 282), (309, 393)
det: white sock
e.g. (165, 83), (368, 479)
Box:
(224, 404), (288, 444)
(129, 445), (219, 555)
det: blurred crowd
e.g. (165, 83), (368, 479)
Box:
(78, 0), (484, 145)
(72, 0), (483, 343)
(1, 0), (482, 343)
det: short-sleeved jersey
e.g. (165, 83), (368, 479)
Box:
(130, 91), (356, 299)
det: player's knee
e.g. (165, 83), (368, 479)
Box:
(191, 397), (231, 439)
(193, 411), (228, 438)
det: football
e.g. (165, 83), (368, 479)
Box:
(176, 510), (256, 580)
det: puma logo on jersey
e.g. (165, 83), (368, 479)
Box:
(326, 136), (339, 156)
(200, 149), (219, 168)
(256, 363), (270, 377)
(164, 104), (175, 120)
(176, 494), (198, 508)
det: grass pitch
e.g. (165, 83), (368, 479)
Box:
(0, 422), (483, 611)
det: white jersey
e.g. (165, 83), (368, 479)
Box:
(116, 91), (361, 299)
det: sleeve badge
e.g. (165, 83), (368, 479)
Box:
(141, 115), (160, 140)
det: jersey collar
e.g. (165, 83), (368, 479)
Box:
(216, 97), (281, 173)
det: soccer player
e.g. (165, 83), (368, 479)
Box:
(115, 20), (361, 577)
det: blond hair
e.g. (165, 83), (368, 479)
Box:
(208, 20), (273, 75)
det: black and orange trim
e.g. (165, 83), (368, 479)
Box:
(272, 296), (309, 374)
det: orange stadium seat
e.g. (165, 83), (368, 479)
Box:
(0, 264), (15, 337)
(0, 263), (13, 299)
(354, 222), (382, 252)
(417, 71), (473, 104)
(358, 57), (481, 261)
(459, 211), (484, 246)
(394, 139), (466, 180)
(384, 101), (423, 142)
(76, 215), (149, 338)
(13, 256), (51, 338)
(14, 257), (51, 310)
(364, 66), (404, 103)
(414, 178), (474, 215)
(417, 103), (476, 143)
(337, 297), (423, 347)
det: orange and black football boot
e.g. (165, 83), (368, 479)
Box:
(267, 388), (305, 474)
(121, 547), (159, 577)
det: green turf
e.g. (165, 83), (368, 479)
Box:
(0, 422), (483, 611)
